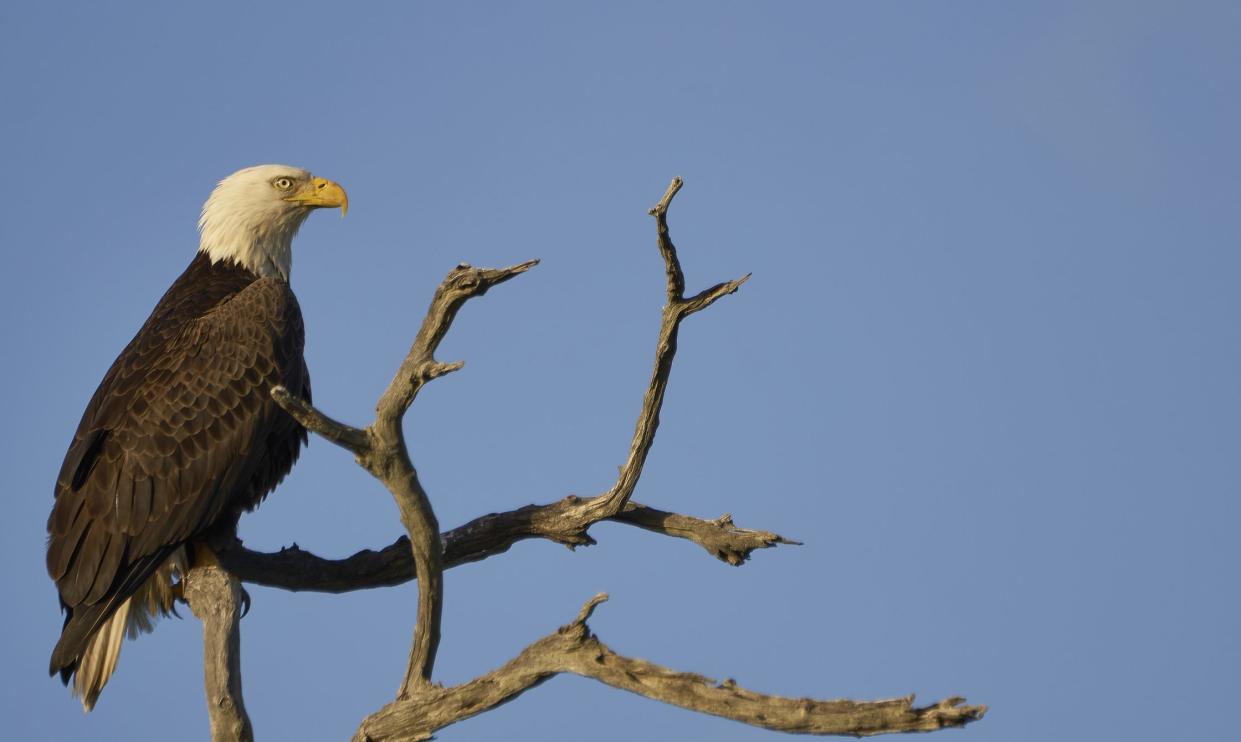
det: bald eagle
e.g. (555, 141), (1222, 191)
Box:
(46, 165), (347, 710)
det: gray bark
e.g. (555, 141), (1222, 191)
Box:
(183, 564), (253, 742)
(215, 501), (798, 593)
(353, 595), (983, 742)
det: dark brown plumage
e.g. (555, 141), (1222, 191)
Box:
(45, 164), (346, 711)
(46, 252), (310, 702)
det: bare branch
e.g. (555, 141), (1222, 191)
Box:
(682, 274), (751, 317)
(272, 259), (538, 697)
(650, 176), (687, 298)
(219, 537), (415, 594)
(217, 499), (799, 593)
(373, 260), (538, 430)
(351, 595), (986, 742)
(368, 260), (535, 694)
(183, 564), (254, 742)
(582, 177), (748, 524)
(271, 386), (370, 455)
(243, 178), (985, 741)
(616, 505), (799, 566)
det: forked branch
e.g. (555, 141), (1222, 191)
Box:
(351, 594), (986, 742)
(274, 259), (537, 697)
(580, 177), (749, 524)
(246, 177), (987, 741)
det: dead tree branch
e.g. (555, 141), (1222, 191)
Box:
(217, 500), (798, 593)
(229, 177), (988, 740)
(274, 259), (538, 698)
(578, 177), (749, 525)
(352, 594), (986, 742)
(183, 564), (254, 742)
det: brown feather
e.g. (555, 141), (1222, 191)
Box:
(46, 253), (310, 703)
(86, 531), (125, 604)
(64, 526), (108, 606)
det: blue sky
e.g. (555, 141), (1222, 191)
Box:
(2, 2), (1238, 740)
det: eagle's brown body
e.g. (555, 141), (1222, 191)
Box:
(46, 252), (310, 705)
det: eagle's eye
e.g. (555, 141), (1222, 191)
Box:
(272, 177), (295, 191)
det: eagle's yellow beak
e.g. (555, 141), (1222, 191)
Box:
(286, 176), (348, 217)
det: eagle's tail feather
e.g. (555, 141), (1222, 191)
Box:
(72, 598), (131, 712)
(49, 546), (186, 711)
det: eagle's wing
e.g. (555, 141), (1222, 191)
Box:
(47, 276), (308, 674)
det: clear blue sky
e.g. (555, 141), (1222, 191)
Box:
(2, 2), (1238, 740)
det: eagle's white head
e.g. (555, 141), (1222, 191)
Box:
(197, 164), (348, 281)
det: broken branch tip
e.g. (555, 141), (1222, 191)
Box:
(573, 592), (610, 625)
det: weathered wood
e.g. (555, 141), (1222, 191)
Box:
(274, 260), (536, 697)
(183, 565), (253, 742)
(217, 500), (798, 593)
(352, 595), (987, 742)
(196, 176), (987, 741)
(579, 177), (749, 525)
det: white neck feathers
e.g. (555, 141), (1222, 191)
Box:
(198, 211), (305, 280)
(196, 165), (313, 281)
